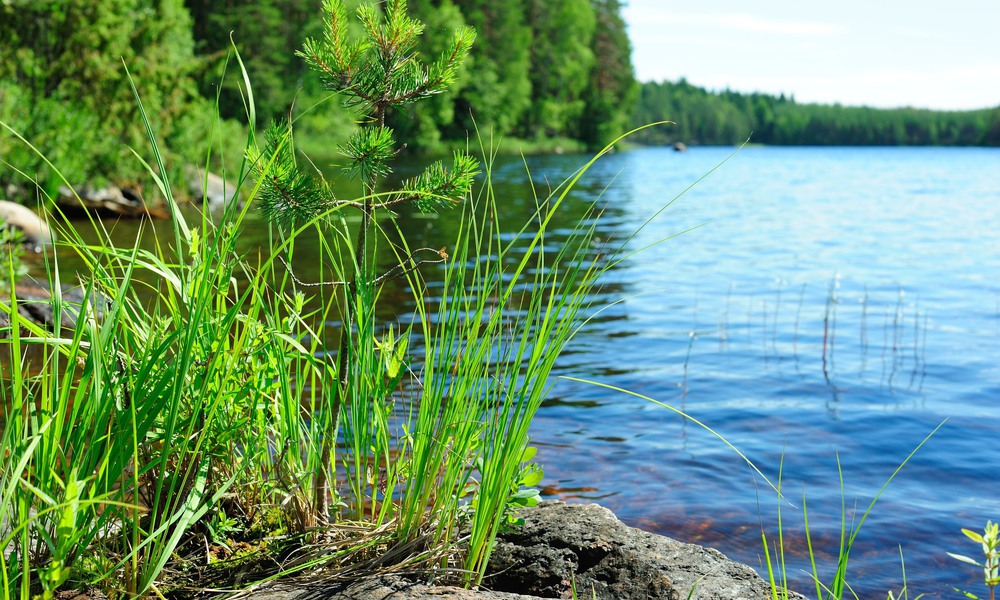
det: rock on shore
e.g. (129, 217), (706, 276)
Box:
(0, 200), (54, 249)
(252, 501), (803, 599)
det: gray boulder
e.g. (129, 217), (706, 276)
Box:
(0, 200), (54, 249)
(247, 502), (802, 600)
(185, 164), (240, 209)
(484, 502), (804, 600)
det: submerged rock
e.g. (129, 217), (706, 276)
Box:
(249, 502), (801, 599)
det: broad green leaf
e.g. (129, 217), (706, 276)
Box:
(521, 470), (543, 488)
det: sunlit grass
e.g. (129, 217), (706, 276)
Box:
(0, 49), (684, 595)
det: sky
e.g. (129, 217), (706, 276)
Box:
(622, 0), (1000, 111)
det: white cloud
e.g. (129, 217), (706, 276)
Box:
(710, 13), (845, 36)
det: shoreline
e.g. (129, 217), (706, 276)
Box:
(245, 502), (803, 600)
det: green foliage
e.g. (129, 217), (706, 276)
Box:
(520, 0), (595, 138)
(248, 121), (333, 226)
(384, 0), (631, 148)
(341, 125), (397, 183)
(185, 0), (319, 124)
(634, 79), (1000, 147)
(185, 0), (362, 157)
(445, 0), (532, 138)
(397, 151), (480, 212)
(0, 0), (232, 193)
(949, 521), (1000, 600)
(300, 0), (475, 128)
(385, 0), (470, 150)
(580, 0), (638, 148)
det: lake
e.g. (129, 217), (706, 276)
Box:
(48, 145), (999, 597)
(378, 145), (992, 598)
(495, 146), (1000, 599)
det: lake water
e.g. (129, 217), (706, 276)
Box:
(499, 146), (1000, 599)
(49, 145), (999, 597)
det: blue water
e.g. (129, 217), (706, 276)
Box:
(498, 146), (999, 598)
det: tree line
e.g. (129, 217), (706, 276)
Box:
(2, 1), (998, 197)
(633, 79), (1000, 147)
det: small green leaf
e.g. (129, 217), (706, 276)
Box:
(948, 552), (982, 567)
(962, 529), (985, 544)
(511, 490), (541, 508)
(521, 470), (544, 488)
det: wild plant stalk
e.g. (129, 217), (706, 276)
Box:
(263, 0), (478, 522)
(948, 520), (1000, 600)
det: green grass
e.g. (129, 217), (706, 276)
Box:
(757, 424), (943, 600)
(0, 48), (682, 595)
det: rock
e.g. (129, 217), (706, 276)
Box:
(484, 502), (804, 600)
(0, 200), (55, 249)
(0, 284), (96, 333)
(247, 502), (802, 600)
(672, 142), (688, 152)
(249, 575), (547, 600)
(184, 164), (240, 209)
(57, 184), (168, 219)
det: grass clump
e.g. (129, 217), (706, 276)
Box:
(0, 0), (667, 596)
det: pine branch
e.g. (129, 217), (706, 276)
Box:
(248, 122), (335, 226)
(339, 126), (396, 184)
(392, 151), (480, 212)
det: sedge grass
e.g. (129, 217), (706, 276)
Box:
(0, 52), (688, 595)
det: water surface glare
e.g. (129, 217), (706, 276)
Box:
(496, 146), (998, 599)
